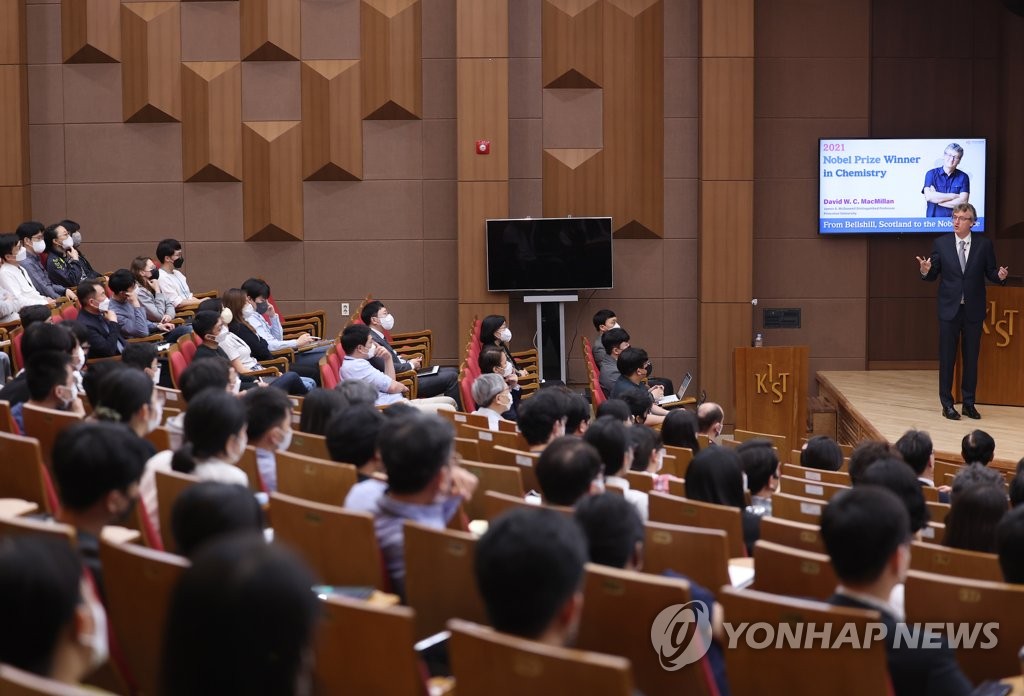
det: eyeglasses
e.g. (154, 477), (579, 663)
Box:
(952, 215), (975, 222)
(943, 153), (962, 160)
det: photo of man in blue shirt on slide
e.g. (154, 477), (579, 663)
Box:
(922, 143), (970, 217)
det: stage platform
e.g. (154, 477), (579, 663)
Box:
(816, 370), (1024, 467)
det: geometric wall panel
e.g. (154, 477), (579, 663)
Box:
(241, 0), (299, 61)
(122, 3), (181, 122)
(542, 148), (604, 217)
(61, 0), (121, 64)
(182, 61), (242, 182)
(542, 0), (603, 88)
(243, 121), (302, 240)
(301, 60), (362, 181)
(602, 0), (662, 237)
(361, 0), (421, 119)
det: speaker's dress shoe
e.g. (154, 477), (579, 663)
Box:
(942, 406), (961, 420)
(962, 404), (981, 419)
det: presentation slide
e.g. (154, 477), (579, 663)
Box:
(818, 138), (986, 234)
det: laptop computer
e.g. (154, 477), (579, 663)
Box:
(657, 371), (692, 405)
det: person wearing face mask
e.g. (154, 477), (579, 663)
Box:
(16, 220), (77, 301)
(241, 387), (294, 492)
(44, 223), (87, 290)
(9, 350), (85, 433)
(0, 232), (54, 320)
(92, 367), (163, 453)
(106, 268), (180, 340)
(611, 346), (668, 425)
(479, 314), (530, 378)
(130, 255), (179, 325)
(75, 278), (124, 359)
(59, 219), (101, 280)
(590, 308), (620, 365)
(0, 536), (110, 687)
(478, 345), (521, 419)
(222, 288), (319, 387)
(470, 373), (514, 431)
(51, 421), (150, 602)
(155, 238), (201, 309)
(122, 341), (163, 386)
(516, 387), (573, 452)
(360, 299), (461, 405)
(164, 389), (251, 487)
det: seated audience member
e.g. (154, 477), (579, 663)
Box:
(996, 506), (1024, 584)
(894, 429), (950, 502)
(736, 438), (779, 518)
(800, 434), (844, 472)
(241, 387), (294, 492)
(60, 220), (100, 279)
(335, 378), (378, 408)
(0, 322), (74, 406)
(170, 482), (265, 558)
(479, 314), (529, 378)
(628, 426), (674, 488)
(326, 405), (386, 481)
(339, 324), (454, 413)
(0, 302), (53, 384)
(961, 429), (995, 466)
(16, 220), (74, 300)
(561, 387), (591, 436)
(857, 458), (929, 537)
(75, 278), (124, 359)
(51, 422), (149, 599)
(296, 387), (349, 435)
(107, 268), (176, 339)
(942, 482), (1008, 553)
(92, 366), (162, 447)
(222, 288), (318, 387)
(517, 387), (571, 451)
(696, 402), (724, 443)
(471, 373), (513, 430)
(590, 308), (619, 365)
(10, 350), (84, 432)
(0, 232), (53, 321)
(534, 436), (604, 506)
(1011, 472), (1024, 509)
(597, 327), (630, 397)
(584, 415), (649, 520)
(155, 238), (201, 309)
(821, 487), (973, 696)
(595, 398), (632, 423)
(165, 356), (234, 448)
(167, 390), (250, 487)
(161, 534), (319, 696)
(344, 412), (461, 598)
(686, 447), (761, 555)
(475, 507), (587, 646)
(0, 536), (108, 685)
(661, 408), (701, 452)
(478, 344), (520, 418)
(361, 299), (460, 404)
(611, 347), (668, 423)
(130, 255), (179, 325)
(949, 462), (1006, 501)
(241, 279), (326, 380)
(122, 341), (161, 384)
(847, 440), (900, 485)
(44, 223), (85, 291)
(619, 388), (656, 426)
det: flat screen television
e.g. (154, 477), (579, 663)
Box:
(818, 138), (986, 234)
(485, 217), (613, 292)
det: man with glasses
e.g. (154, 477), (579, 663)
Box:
(922, 143), (970, 217)
(916, 203), (1008, 420)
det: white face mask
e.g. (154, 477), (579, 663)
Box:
(58, 383), (79, 410)
(379, 313), (395, 331)
(496, 391), (512, 409)
(14, 246), (26, 262)
(502, 360), (514, 377)
(72, 347), (86, 371)
(365, 342), (377, 358)
(498, 327), (512, 343)
(221, 308), (233, 325)
(61, 237), (75, 250)
(72, 231), (82, 247)
(151, 366), (161, 385)
(218, 325), (229, 339)
(225, 432), (247, 464)
(231, 376), (242, 394)
(147, 397), (164, 433)
(276, 427), (294, 452)
(80, 593), (109, 670)
(97, 298), (110, 313)
(31, 239), (45, 254)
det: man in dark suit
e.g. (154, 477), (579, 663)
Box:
(75, 278), (124, 359)
(821, 487), (972, 696)
(917, 202), (1008, 420)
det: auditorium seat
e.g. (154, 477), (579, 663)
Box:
(0, 663), (108, 695)
(482, 491), (572, 522)
(0, 431), (59, 514)
(154, 469), (199, 553)
(780, 462), (851, 486)
(286, 430), (330, 460)
(751, 540), (837, 600)
(642, 520), (730, 592)
(647, 491), (745, 559)
(481, 446), (539, 493)
(438, 409), (491, 431)
(662, 445), (693, 478)
(20, 403), (83, 468)
(275, 450), (357, 507)
(758, 516), (826, 554)
(909, 540), (1003, 583)
(447, 618), (634, 696)
(770, 491), (826, 526)
(454, 460), (523, 521)
(925, 500), (951, 524)
(734, 428), (788, 453)
(0, 513), (75, 545)
(234, 446), (264, 492)
(779, 475), (849, 502)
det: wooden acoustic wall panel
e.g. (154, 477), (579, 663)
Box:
(243, 121), (302, 240)
(457, 58), (508, 182)
(542, 148), (604, 217)
(241, 0), (299, 61)
(1, 1), (28, 227)
(301, 60), (362, 181)
(122, 3), (181, 123)
(456, 0), (508, 57)
(182, 61), (242, 182)
(361, 0), (421, 119)
(602, 0), (663, 238)
(457, 181), (507, 302)
(542, 0), (603, 88)
(700, 58), (753, 181)
(700, 0), (753, 57)
(700, 180), (752, 301)
(1, 0), (25, 65)
(61, 0), (120, 63)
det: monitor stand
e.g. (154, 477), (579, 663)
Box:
(523, 294), (578, 383)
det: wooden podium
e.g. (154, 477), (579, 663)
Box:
(733, 345), (809, 454)
(954, 285), (1024, 406)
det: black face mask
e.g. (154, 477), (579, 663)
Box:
(150, 267), (160, 280)
(644, 360), (655, 376)
(255, 301), (270, 315)
(173, 257), (184, 269)
(116, 495), (139, 525)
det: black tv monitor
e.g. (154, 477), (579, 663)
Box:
(485, 217), (614, 292)
(818, 137), (986, 234)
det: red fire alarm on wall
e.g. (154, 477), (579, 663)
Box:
(475, 140), (491, 155)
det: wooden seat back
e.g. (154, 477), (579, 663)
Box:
(482, 490), (572, 521)
(779, 475), (849, 502)
(21, 403), (83, 467)
(578, 564), (717, 696)
(270, 492), (384, 589)
(0, 398), (19, 433)
(275, 450), (358, 507)
(780, 462), (850, 486)
(647, 491), (745, 558)
(771, 491), (826, 525)
(719, 586), (891, 696)
(448, 618), (634, 696)
(0, 664), (107, 695)
(485, 446), (540, 493)
(643, 521), (730, 592)
(454, 436), (481, 461)
(758, 516), (825, 554)
(925, 500), (951, 524)
(439, 409), (491, 430)
(287, 431), (330, 460)
(154, 469), (200, 553)
(0, 514), (76, 544)
(98, 539), (189, 695)
(751, 540), (837, 600)
(0, 431), (58, 514)
(662, 445), (693, 478)
(456, 460), (524, 521)
(909, 540), (1002, 583)
(734, 428), (788, 453)
(403, 521), (488, 640)
(234, 446), (263, 492)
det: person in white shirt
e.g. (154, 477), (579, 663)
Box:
(0, 233), (53, 321)
(154, 238), (201, 309)
(583, 415), (649, 520)
(470, 373), (513, 431)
